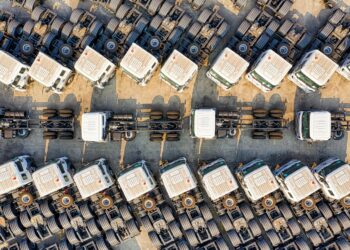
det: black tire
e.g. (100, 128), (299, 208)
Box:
(43, 131), (57, 137)
(166, 111), (180, 120)
(26, 227), (40, 243)
(179, 213), (191, 230)
(207, 219), (220, 237)
(59, 44), (73, 58)
(259, 214), (273, 231)
(89, 20), (104, 37)
(148, 0), (163, 15)
(105, 39), (118, 53)
(217, 21), (229, 38)
(20, 41), (34, 56)
(24, 0), (39, 11)
(61, 23), (73, 40)
(227, 229), (241, 247)
(220, 214), (233, 231)
(185, 229), (199, 247)
(50, 17), (65, 34)
(43, 108), (57, 114)
(42, 32), (57, 49)
(40, 199), (54, 218)
(86, 218), (101, 236)
(253, 108), (267, 118)
(149, 15), (162, 32)
(188, 22), (201, 39)
(59, 212), (71, 229)
(116, 4), (131, 20)
(43, 134), (57, 140)
(47, 216), (60, 234)
(80, 35), (95, 49)
(70, 9), (84, 24)
(31, 6), (45, 22)
(119, 204), (133, 221)
(3, 203), (17, 220)
(98, 214), (111, 231)
(23, 20), (35, 37)
(105, 229), (120, 246)
(126, 219), (140, 237)
(19, 211), (32, 228)
(252, 134), (266, 139)
(148, 231), (161, 248)
(9, 220), (24, 237)
(106, 18), (120, 35)
(169, 221), (182, 238)
(66, 228), (79, 245)
(158, 1), (173, 17)
(269, 134), (283, 140)
(7, 20), (21, 37)
(197, 9), (212, 24)
(150, 133), (163, 141)
(141, 216), (153, 232)
(80, 203), (93, 220)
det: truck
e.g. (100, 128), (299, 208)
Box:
(138, 2), (192, 64)
(312, 158), (350, 238)
(160, 157), (223, 248)
(160, 50), (198, 92)
(73, 158), (140, 247)
(120, 43), (159, 86)
(256, 0), (293, 20)
(295, 110), (350, 142)
(0, 107), (30, 139)
(206, 47), (249, 90)
(190, 107), (287, 140)
(177, 6), (229, 66)
(274, 160), (342, 247)
(338, 52), (350, 80)
(236, 159), (304, 247)
(81, 109), (182, 142)
(197, 158), (270, 249)
(117, 160), (188, 249)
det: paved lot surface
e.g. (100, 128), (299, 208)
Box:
(0, 0), (350, 248)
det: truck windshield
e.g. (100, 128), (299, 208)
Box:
(280, 162), (304, 179)
(302, 112), (310, 139)
(250, 70), (274, 90)
(241, 160), (265, 176)
(318, 159), (345, 178)
(122, 68), (143, 83)
(295, 71), (321, 90)
(208, 69), (232, 87)
(160, 158), (186, 174)
(199, 159), (226, 176)
(161, 72), (181, 89)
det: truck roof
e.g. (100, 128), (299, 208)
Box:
(253, 49), (292, 86)
(117, 162), (156, 201)
(28, 52), (72, 88)
(309, 111), (331, 141)
(210, 48), (249, 84)
(81, 112), (105, 142)
(74, 46), (116, 82)
(300, 50), (338, 87)
(74, 164), (113, 199)
(325, 163), (350, 200)
(200, 159), (239, 201)
(160, 50), (198, 87)
(0, 50), (29, 86)
(120, 43), (158, 80)
(0, 160), (32, 196)
(242, 163), (279, 201)
(32, 163), (73, 198)
(191, 109), (216, 139)
(284, 165), (320, 203)
(160, 158), (197, 199)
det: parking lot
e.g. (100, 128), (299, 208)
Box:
(0, 0), (350, 249)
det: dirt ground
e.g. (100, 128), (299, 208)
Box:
(3, 0), (350, 249)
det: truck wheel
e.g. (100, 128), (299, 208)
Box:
(40, 200), (54, 218)
(166, 111), (180, 120)
(31, 6), (45, 22)
(66, 228), (79, 245)
(197, 9), (212, 24)
(158, 1), (173, 17)
(43, 133), (57, 140)
(115, 4), (131, 20)
(98, 214), (111, 231)
(337, 212), (350, 230)
(328, 217), (341, 235)
(119, 204), (133, 221)
(61, 23), (74, 40)
(169, 221), (182, 238)
(59, 108), (73, 114)
(148, 231), (162, 248)
(161, 205), (174, 222)
(126, 219), (140, 237)
(70, 9), (84, 24)
(278, 203), (293, 220)
(17, 129), (30, 138)
(43, 108), (57, 114)
(252, 131), (266, 139)
(59, 212), (71, 229)
(332, 130), (345, 140)
(80, 203), (93, 220)
(141, 216), (153, 232)
(240, 203), (254, 221)
(150, 111), (163, 120)
(306, 229), (322, 247)
(59, 131), (74, 139)
(166, 133), (180, 141)
(185, 229), (199, 247)
(26, 227), (40, 242)
(253, 108), (267, 118)
(299, 215), (312, 232)
(148, 0), (163, 15)
(248, 219), (262, 237)
(200, 204), (213, 221)
(318, 202), (333, 220)
(216, 238), (229, 250)
(179, 213), (191, 230)
(19, 211), (31, 228)
(105, 229), (120, 246)
(227, 229), (241, 247)
(47, 216), (60, 234)
(266, 230), (281, 247)
(124, 131), (136, 141)
(259, 214), (273, 231)
(220, 214), (233, 231)
(268, 131), (283, 140)
(287, 218), (301, 236)
(150, 133), (163, 141)
(269, 109), (284, 118)
(86, 218), (101, 236)
(208, 220), (220, 237)
(340, 196), (350, 209)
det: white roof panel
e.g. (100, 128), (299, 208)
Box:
(120, 43), (158, 79)
(243, 165), (279, 201)
(309, 111), (331, 141)
(202, 164), (239, 201)
(161, 50), (198, 86)
(301, 50), (338, 87)
(192, 109), (216, 139)
(0, 51), (28, 86)
(117, 164), (156, 201)
(75, 46), (115, 82)
(285, 166), (320, 202)
(74, 164), (113, 199)
(161, 162), (197, 199)
(325, 164), (350, 200)
(254, 49), (292, 86)
(81, 113), (105, 142)
(32, 163), (73, 197)
(210, 48), (249, 84)
(0, 161), (32, 196)
(28, 52), (72, 87)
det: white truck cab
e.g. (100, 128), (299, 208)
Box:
(160, 50), (198, 92)
(28, 52), (72, 94)
(313, 157), (350, 206)
(274, 160), (320, 204)
(0, 50), (29, 91)
(207, 48), (249, 90)
(81, 112), (111, 142)
(338, 53), (350, 80)
(160, 157), (197, 199)
(32, 157), (73, 198)
(120, 43), (159, 86)
(198, 158), (239, 202)
(74, 46), (116, 89)
(190, 109), (216, 139)
(73, 158), (113, 200)
(295, 111), (332, 142)
(246, 49), (292, 92)
(0, 155), (34, 196)
(117, 160), (156, 202)
(288, 50), (338, 93)
(236, 159), (279, 203)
